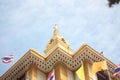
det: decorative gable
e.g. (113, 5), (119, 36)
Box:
(1, 44), (116, 80)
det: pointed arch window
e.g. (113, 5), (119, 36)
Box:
(96, 71), (109, 80)
(49, 39), (54, 44)
(61, 38), (66, 43)
(17, 74), (25, 80)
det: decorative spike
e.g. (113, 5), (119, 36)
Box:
(53, 24), (61, 37)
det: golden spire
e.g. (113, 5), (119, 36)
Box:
(53, 24), (61, 38)
(44, 24), (72, 55)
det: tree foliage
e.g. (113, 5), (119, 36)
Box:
(108, 0), (120, 7)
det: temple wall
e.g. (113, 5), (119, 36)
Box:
(67, 69), (74, 80)
(37, 70), (46, 80)
(75, 73), (80, 80)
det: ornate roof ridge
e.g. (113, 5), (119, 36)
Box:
(1, 44), (117, 79)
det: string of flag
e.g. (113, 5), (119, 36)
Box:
(47, 69), (55, 80)
(1, 54), (14, 64)
(112, 64), (120, 78)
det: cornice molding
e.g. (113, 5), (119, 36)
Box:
(0, 44), (117, 80)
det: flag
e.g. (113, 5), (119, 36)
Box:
(47, 69), (55, 80)
(92, 61), (108, 75)
(1, 54), (14, 64)
(112, 64), (120, 78)
(76, 64), (85, 80)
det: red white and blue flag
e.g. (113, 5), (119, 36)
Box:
(112, 64), (120, 78)
(47, 69), (55, 80)
(1, 54), (14, 64)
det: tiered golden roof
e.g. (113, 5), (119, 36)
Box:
(44, 24), (72, 55)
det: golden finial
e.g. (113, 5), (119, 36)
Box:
(54, 24), (58, 29)
(53, 24), (60, 37)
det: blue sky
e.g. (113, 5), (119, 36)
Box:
(0, 0), (120, 76)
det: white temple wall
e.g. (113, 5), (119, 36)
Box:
(37, 69), (46, 80)
(25, 71), (30, 80)
(75, 73), (80, 80)
(67, 69), (74, 80)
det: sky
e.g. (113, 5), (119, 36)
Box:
(0, 0), (120, 77)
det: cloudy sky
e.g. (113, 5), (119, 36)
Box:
(0, 0), (120, 76)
